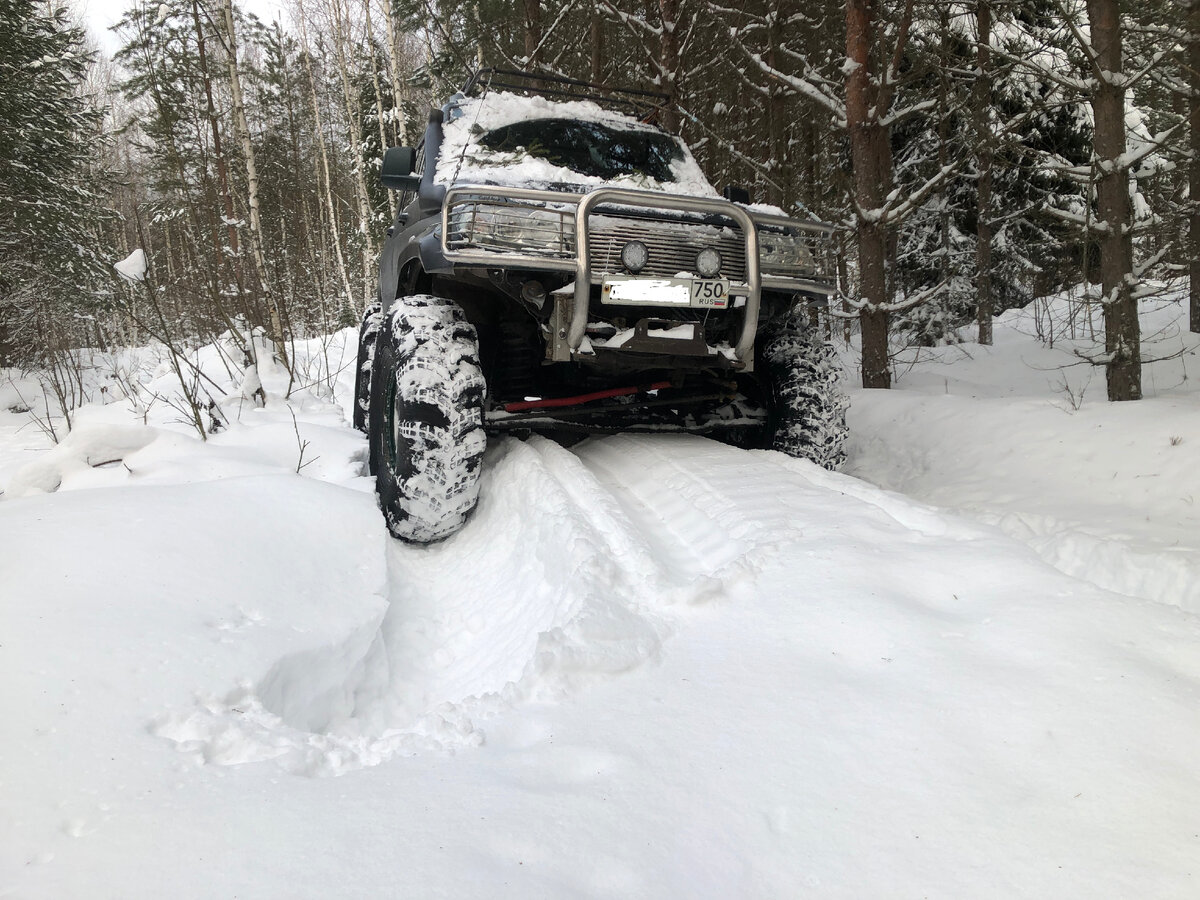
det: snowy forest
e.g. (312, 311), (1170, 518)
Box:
(10, 0), (1200, 894)
(5, 0), (1200, 407)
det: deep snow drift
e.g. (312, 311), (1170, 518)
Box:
(845, 287), (1200, 612)
(3, 300), (1200, 898)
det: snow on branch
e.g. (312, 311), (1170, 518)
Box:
(1073, 346), (1117, 365)
(878, 0), (916, 113)
(1050, 0), (1102, 80)
(675, 103), (788, 195)
(1040, 159), (1094, 179)
(876, 163), (959, 225)
(1045, 123), (1187, 181)
(835, 278), (949, 315)
(1115, 124), (1185, 173)
(1133, 247), (1169, 280)
(597, 0), (662, 40)
(1143, 67), (1189, 98)
(524, 0), (582, 67)
(879, 98), (938, 128)
(1123, 46), (1173, 91)
(1044, 205), (1109, 233)
(989, 43), (1094, 95)
(736, 44), (844, 118)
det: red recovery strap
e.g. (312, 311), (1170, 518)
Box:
(503, 381), (672, 413)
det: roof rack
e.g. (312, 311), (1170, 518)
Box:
(461, 67), (670, 119)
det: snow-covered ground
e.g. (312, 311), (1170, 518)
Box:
(3, 296), (1200, 898)
(846, 287), (1200, 612)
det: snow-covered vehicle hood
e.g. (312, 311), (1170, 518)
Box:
(434, 92), (721, 198)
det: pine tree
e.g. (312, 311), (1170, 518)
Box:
(0, 0), (110, 363)
(889, 1), (1093, 347)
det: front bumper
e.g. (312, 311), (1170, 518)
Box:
(440, 184), (834, 367)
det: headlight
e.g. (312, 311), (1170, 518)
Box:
(448, 202), (575, 257)
(759, 231), (814, 273)
(695, 248), (722, 278)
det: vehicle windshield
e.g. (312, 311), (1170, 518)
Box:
(478, 119), (683, 182)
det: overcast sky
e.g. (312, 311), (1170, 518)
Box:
(78, 0), (287, 57)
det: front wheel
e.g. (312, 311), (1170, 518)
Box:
(367, 295), (487, 542)
(760, 312), (849, 470)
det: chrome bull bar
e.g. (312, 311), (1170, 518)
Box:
(573, 189), (761, 362)
(442, 185), (763, 364)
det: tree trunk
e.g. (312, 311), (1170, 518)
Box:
(364, 0), (396, 219)
(299, 7), (356, 310)
(379, 0), (409, 145)
(188, 0), (252, 350)
(1087, 0), (1140, 400)
(523, 0), (542, 67)
(1190, 1), (1200, 333)
(328, 0), (378, 303)
(138, 48), (233, 336)
(192, 0), (238, 262)
(658, 0), (681, 132)
(765, 1), (787, 208)
(837, 231), (852, 344)
(846, 0), (892, 388)
(975, 0), (994, 345)
(590, 14), (603, 83)
(937, 6), (952, 293)
(223, 0), (289, 373)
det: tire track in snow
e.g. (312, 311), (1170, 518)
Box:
(577, 436), (788, 577)
(155, 435), (813, 775)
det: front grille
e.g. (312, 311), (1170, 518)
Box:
(588, 215), (747, 281)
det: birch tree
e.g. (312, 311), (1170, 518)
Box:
(222, 0), (290, 372)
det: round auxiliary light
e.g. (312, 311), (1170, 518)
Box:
(695, 247), (722, 278)
(621, 240), (649, 274)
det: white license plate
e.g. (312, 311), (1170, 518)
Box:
(689, 279), (729, 308)
(602, 277), (730, 309)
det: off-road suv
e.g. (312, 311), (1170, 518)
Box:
(356, 69), (848, 542)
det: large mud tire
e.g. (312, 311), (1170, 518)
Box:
(353, 300), (384, 435)
(761, 312), (850, 470)
(367, 295), (487, 542)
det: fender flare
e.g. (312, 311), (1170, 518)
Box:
(388, 230), (448, 304)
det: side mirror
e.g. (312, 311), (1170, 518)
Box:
(381, 146), (419, 191)
(723, 185), (751, 205)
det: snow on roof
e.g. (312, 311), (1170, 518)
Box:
(434, 91), (719, 197)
